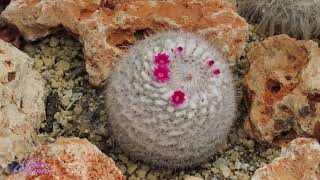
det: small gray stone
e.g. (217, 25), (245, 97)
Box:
(201, 170), (211, 179)
(65, 39), (74, 47)
(214, 158), (226, 167)
(245, 139), (255, 149)
(230, 175), (238, 180)
(49, 36), (60, 47)
(61, 96), (70, 107)
(219, 164), (231, 178)
(63, 89), (73, 98)
(127, 162), (138, 174)
(24, 44), (36, 54)
(211, 167), (219, 174)
(43, 57), (55, 68)
(146, 173), (158, 180)
(118, 154), (129, 163)
(235, 161), (242, 170)
(136, 166), (149, 178)
(73, 104), (83, 115)
(34, 58), (44, 69)
(55, 60), (70, 72)
(70, 93), (83, 101)
(117, 163), (127, 174)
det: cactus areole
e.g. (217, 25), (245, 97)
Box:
(105, 32), (236, 168)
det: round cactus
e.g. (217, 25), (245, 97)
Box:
(239, 0), (320, 39)
(105, 32), (236, 168)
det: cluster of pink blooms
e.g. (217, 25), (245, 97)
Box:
(152, 47), (220, 106)
(207, 59), (221, 75)
(153, 53), (171, 82)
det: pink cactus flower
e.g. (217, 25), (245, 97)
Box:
(172, 46), (184, 55)
(153, 65), (170, 82)
(154, 53), (170, 65)
(176, 46), (183, 54)
(207, 59), (215, 67)
(171, 90), (186, 106)
(212, 69), (221, 75)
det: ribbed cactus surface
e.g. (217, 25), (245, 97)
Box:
(105, 32), (236, 168)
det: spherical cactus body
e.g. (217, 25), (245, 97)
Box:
(105, 32), (236, 168)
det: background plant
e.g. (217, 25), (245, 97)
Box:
(239, 0), (320, 39)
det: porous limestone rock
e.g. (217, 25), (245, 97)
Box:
(1, 0), (248, 86)
(6, 138), (125, 180)
(244, 35), (320, 143)
(0, 39), (45, 169)
(252, 138), (320, 180)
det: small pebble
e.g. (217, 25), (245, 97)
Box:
(136, 168), (147, 178)
(235, 161), (242, 170)
(55, 69), (64, 76)
(23, 44), (36, 55)
(127, 162), (138, 174)
(219, 164), (232, 178)
(201, 170), (211, 179)
(34, 58), (44, 69)
(43, 57), (55, 68)
(118, 154), (129, 163)
(63, 89), (73, 98)
(61, 96), (70, 107)
(65, 39), (74, 47)
(49, 36), (59, 47)
(55, 60), (70, 72)
(146, 173), (158, 180)
(73, 104), (83, 115)
(117, 163), (127, 175)
(211, 167), (219, 174)
(245, 139), (255, 149)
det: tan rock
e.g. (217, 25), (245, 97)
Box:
(1, 0), (248, 86)
(244, 35), (320, 143)
(252, 138), (320, 180)
(6, 138), (125, 180)
(0, 39), (45, 169)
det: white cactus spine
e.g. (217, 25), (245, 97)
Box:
(105, 32), (236, 168)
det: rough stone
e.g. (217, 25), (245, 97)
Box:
(219, 164), (232, 178)
(146, 173), (158, 180)
(244, 35), (320, 143)
(252, 138), (320, 180)
(136, 168), (147, 178)
(6, 138), (125, 180)
(127, 162), (138, 175)
(0, 39), (45, 169)
(1, 0), (248, 86)
(73, 103), (83, 115)
(49, 36), (59, 47)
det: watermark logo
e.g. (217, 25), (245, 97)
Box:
(9, 159), (52, 175)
